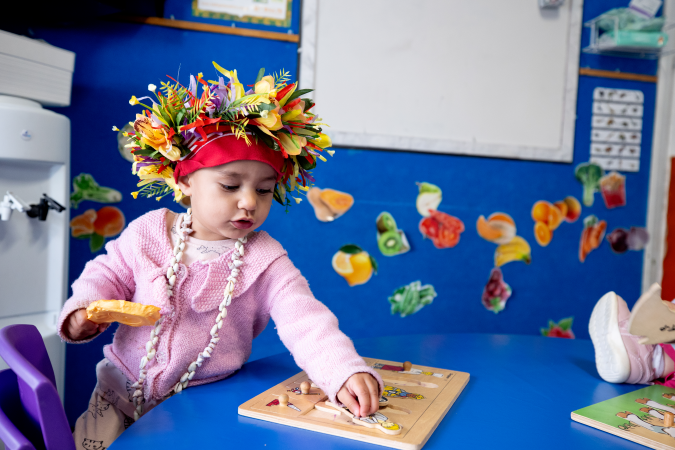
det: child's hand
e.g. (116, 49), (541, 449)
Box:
(336, 372), (380, 418)
(64, 309), (105, 341)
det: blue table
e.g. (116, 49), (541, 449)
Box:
(110, 333), (646, 449)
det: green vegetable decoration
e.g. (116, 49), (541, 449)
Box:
(388, 281), (437, 317)
(70, 173), (122, 209)
(574, 163), (604, 207)
(376, 212), (410, 256)
(541, 317), (575, 339)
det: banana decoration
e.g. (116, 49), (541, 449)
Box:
(494, 236), (532, 267)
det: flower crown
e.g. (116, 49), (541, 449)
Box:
(115, 61), (332, 208)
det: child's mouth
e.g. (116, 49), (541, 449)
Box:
(231, 219), (254, 229)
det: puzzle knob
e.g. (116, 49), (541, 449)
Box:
(279, 394), (289, 407)
(300, 381), (310, 395)
(403, 361), (412, 371)
(666, 411), (674, 427)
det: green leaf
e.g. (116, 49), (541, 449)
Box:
(286, 89), (314, 104)
(72, 233), (93, 240)
(369, 255), (378, 274)
(558, 317), (574, 331)
(540, 328), (549, 337)
(255, 68), (266, 84)
(339, 244), (363, 254)
(90, 233), (105, 253)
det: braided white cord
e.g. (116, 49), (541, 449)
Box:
(174, 233), (247, 393)
(133, 208), (194, 420)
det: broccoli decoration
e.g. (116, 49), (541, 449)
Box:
(70, 173), (122, 209)
(574, 163), (604, 207)
(388, 281), (437, 317)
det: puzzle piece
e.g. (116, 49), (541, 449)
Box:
(382, 385), (425, 400)
(314, 401), (402, 435)
(372, 362), (444, 378)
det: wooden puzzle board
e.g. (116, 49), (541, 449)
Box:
(238, 357), (470, 450)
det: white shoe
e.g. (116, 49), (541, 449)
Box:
(589, 291), (630, 383)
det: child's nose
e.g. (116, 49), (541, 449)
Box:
(237, 189), (257, 212)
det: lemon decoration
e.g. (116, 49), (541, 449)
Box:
(331, 244), (378, 286)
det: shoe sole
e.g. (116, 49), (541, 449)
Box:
(589, 291), (630, 383)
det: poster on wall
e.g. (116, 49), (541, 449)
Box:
(193, 0), (292, 27)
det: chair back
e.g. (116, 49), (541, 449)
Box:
(0, 324), (74, 450)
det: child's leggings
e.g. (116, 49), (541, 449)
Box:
(72, 358), (167, 449)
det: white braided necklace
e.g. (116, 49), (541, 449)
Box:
(131, 207), (247, 420)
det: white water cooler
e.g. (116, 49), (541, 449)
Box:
(0, 29), (75, 415)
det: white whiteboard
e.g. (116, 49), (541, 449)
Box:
(299, 0), (583, 162)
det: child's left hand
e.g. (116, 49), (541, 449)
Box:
(336, 372), (380, 417)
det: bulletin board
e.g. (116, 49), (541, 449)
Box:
(299, 0), (584, 162)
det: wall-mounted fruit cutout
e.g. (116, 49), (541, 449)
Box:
(482, 268), (512, 314)
(579, 215), (607, 262)
(531, 196), (581, 246)
(541, 317), (575, 339)
(70, 206), (126, 252)
(376, 212), (410, 256)
(307, 187), (354, 222)
(332, 244), (378, 286)
(606, 226), (649, 253)
(416, 182), (442, 217)
(494, 236), (531, 267)
(476, 212), (516, 245)
(419, 210), (464, 249)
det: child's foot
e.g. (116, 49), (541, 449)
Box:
(589, 291), (656, 384)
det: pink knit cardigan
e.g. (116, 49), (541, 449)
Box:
(57, 209), (382, 403)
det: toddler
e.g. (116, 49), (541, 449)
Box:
(590, 291), (675, 386)
(58, 64), (383, 447)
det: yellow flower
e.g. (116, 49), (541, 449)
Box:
(281, 100), (308, 123)
(112, 125), (120, 131)
(294, 197), (302, 204)
(137, 165), (183, 202)
(255, 76), (276, 94)
(133, 115), (180, 161)
(131, 192), (139, 199)
(256, 109), (283, 131)
(129, 96), (139, 105)
(312, 133), (332, 149)
(327, 150), (335, 156)
(278, 133), (307, 156)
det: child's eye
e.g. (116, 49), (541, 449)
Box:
(257, 188), (272, 195)
(220, 184), (239, 191)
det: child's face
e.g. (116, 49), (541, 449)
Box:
(177, 160), (277, 240)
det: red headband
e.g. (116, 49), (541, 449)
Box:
(173, 131), (286, 183)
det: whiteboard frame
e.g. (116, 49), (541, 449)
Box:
(299, 0), (584, 163)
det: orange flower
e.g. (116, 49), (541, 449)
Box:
(70, 209), (97, 237)
(256, 105), (283, 131)
(133, 115), (180, 161)
(281, 100), (308, 124)
(93, 206), (125, 237)
(278, 133), (307, 156)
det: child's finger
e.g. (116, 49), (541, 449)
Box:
(340, 390), (361, 418)
(352, 383), (372, 417)
(367, 377), (380, 416)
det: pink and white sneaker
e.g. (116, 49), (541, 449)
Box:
(589, 291), (657, 384)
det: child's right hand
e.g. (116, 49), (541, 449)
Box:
(64, 308), (106, 341)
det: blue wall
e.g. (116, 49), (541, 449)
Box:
(27, 0), (658, 425)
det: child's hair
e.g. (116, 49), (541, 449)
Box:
(116, 62), (334, 209)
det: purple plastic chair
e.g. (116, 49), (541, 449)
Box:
(0, 324), (75, 450)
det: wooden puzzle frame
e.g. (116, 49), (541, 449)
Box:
(238, 357), (470, 450)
